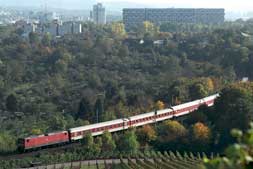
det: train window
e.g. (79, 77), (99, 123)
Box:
(64, 133), (67, 135)
(27, 140), (30, 143)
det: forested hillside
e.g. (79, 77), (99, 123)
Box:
(0, 20), (253, 156)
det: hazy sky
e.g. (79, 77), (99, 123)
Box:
(1, 0), (253, 12)
(100, 0), (253, 11)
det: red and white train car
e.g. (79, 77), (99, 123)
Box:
(18, 94), (219, 150)
(69, 119), (129, 141)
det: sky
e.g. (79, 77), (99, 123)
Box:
(1, 0), (253, 12)
(100, 0), (253, 11)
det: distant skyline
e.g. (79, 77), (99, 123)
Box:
(1, 0), (253, 12)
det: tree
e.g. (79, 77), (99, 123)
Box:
(41, 33), (52, 46)
(142, 21), (157, 35)
(213, 85), (253, 147)
(155, 120), (189, 151)
(157, 120), (187, 143)
(77, 98), (92, 121)
(206, 78), (215, 92)
(137, 125), (157, 147)
(118, 130), (139, 154)
(29, 32), (39, 45)
(203, 123), (253, 169)
(94, 98), (104, 123)
(189, 83), (208, 100)
(192, 122), (211, 144)
(82, 132), (94, 151)
(0, 132), (17, 153)
(101, 131), (116, 152)
(155, 100), (165, 110)
(110, 22), (127, 39)
(30, 129), (43, 135)
(6, 94), (18, 112)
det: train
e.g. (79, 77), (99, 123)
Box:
(18, 94), (219, 151)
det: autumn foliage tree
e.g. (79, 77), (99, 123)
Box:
(155, 100), (165, 110)
(155, 120), (188, 151)
(157, 120), (187, 143)
(192, 122), (211, 144)
(137, 125), (157, 148)
(110, 22), (127, 39)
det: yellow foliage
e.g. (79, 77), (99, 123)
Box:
(164, 120), (187, 135)
(159, 120), (187, 142)
(192, 122), (211, 142)
(31, 129), (43, 135)
(206, 78), (214, 92)
(142, 21), (159, 35)
(141, 125), (157, 142)
(111, 22), (127, 38)
(155, 100), (165, 110)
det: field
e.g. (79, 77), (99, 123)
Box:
(22, 151), (210, 169)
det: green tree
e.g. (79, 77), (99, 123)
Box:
(189, 83), (208, 100)
(41, 33), (52, 46)
(82, 132), (94, 151)
(0, 132), (17, 153)
(82, 132), (101, 156)
(28, 32), (39, 45)
(77, 98), (92, 121)
(203, 123), (253, 169)
(94, 98), (104, 123)
(6, 94), (18, 112)
(118, 130), (139, 154)
(213, 85), (253, 148)
(101, 131), (116, 152)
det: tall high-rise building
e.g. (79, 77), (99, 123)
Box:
(123, 8), (225, 30)
(91, 3), (106, 24)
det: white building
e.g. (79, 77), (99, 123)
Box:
(59, 22), (82, 36)
(91, 3), (106, 24)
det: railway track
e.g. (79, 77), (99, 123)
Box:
(0, 142), (81, 160)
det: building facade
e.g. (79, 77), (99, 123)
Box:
(19, 20), (82, 38)
(91, 3), (106, 24)
(123, 8), (225, 30)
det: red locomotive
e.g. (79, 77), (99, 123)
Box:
(18, 131), (69, 151)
